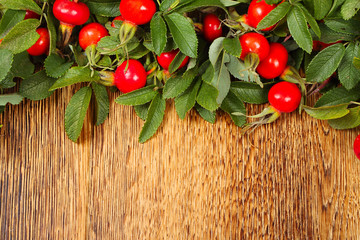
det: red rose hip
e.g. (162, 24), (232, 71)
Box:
(203, 14), (223, 42)
(53, 0), (90, 26)
(353, 134), (360, 160)
(239, 32), (270, 61)
(256, 42), (288, 79)
(79, 23), (109, 50)
(27, 28), (50, 56)
(119, 0), (156, 25)
(268, 81), (301, 113)
(157, 49), (189, 70)
(114, 59), (147, 93)
(247, 0), (276, 31)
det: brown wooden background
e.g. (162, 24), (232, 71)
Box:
(1, 86), (360, 239)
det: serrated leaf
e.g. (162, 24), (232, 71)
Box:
(10, 51), (34, 78)
(221, 89), (246, 127)
(313, 0), (332, 20)
(354, 57), (360, 70)
(139, 93), (166, 143)
(328, 106), (360, 129)
(175, 78), (201, 119)
(287, 5), (312, 54)
(303, 104), (350, 120)
(210, 51), (231, 105)
(341, 0), (360, 20)
(0, 72), (16, 89)
(164, 13), (198, 58)
(230, 81), (273, 104)
(87, 1), (120, 17)
(196, 82), (219, 111)
(226, 55), (251, 81)
(91, 82), (109, 126)
(296, 3), (321, 38)
(163, 67), (197, 99)
(134, 103), (150, 121)
(0, 19), (40, 54)
(257, 2), (291, 31)
(209, 37), (224, 66)
(325, 19), (360, 36)
(0, 0), (42, 14)
(0, 9), (26, 39)
(306, 43), (345, 83)
(45, 54), (74, 78)
(115, 85), (157, 106)
(314, 85), (360, 107)
(50, 67), (100, 91)
(174, 0), (227, 13)
(151, 13), (167, 56)
(223, 37), (241, 58)
(19, 70), (56, 101)
(65, 87), (92, 142)
(98, 55), (112, 67)
(0, 49), (13, 82)
(168, 51), (188, 73)
(315, 23), (356, 43)
(44, 8), (57, 54)
(0, 93), (23, 106)
(195, 104), (216, 123)
(338, 42), (360, 90)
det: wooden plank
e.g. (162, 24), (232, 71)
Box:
(1, 89), (360, 239)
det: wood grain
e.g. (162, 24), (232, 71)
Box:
(1, 87), (360, 239)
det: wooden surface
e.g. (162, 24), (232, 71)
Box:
(1, 86), (360, 239)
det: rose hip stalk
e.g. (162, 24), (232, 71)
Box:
(119, 0), (156, 44)
(99, 59), (148, 93)
(53, 0), (90, 46)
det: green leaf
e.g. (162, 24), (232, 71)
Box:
(65, 87), (92, 142)
(226, 55), (251, 81)
(230, 81), (273, 104)
(338, 42), (360, 90)
(91, 82), (110, 126)
(223, 37), (241, 58)
(173, 0), (227, 14)
(160, 0), (176, 11)
(0, 19), (40, 54)
(209, 37), (224, 66)
(196, 82), (219, 111)
(139, 93), (166, 143)
(354, 57), (360, 70)
(45, 54), (74, 78)
(0, 9), (25, 39)
(19, 70), (56, 101)
(314, 85), (360, 107)
(98, 55), (112, 67)
(287, 5), (312, 54)
(151, 13), (167, 56)
(0, 93), (23, 106)
(44, 7), (57, 54)
(175, 78), (201, 119)
(313, 0), (332, 20)
(115, 85), (157, 106)
(257, 2), (291, 31)
(0, 49), (13, 82)
(325, 19), (360, 36)
(10, 51), (34, 79)
(328, 106), (360, 129)
(96, 36), (123, 55)
(134, 103), (150, 121)
(303, 104), (350, 120)
(0, 73), (16, 89)
(221, 89), (246, 127)
(306, 43), (345, 83)
(168, 51), (187, 73)
(195, 104), (216, 124)
(163, 67), (198, 99)
(296, 3), (321, 38)
(164, 13), (198, 58)
(341, 0), (360, 20)
(315, 23), (356, 43)
(50, 67), (100, 91)
(0, 0), (42, 14)
(87, 1), (120, 17)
